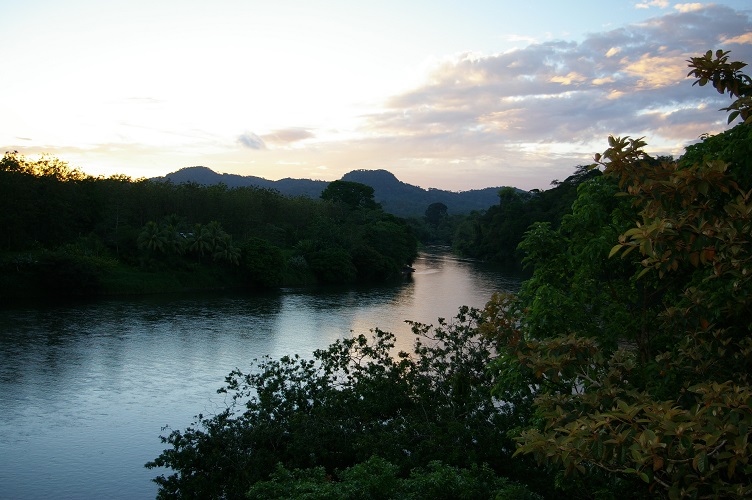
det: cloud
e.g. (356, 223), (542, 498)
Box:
(635, 0), (669, 9)
(261, 128), (315, 146)
(674, 3), (706, 13)
(592, 76), (616, 85)
(237, 131), (266, 150)
(606, 47), (622, 57)
(622, 52), (688, 89)
(355, 4), (752, 189)
(722, 32), (752, 45)
(550, 72), (588, 85)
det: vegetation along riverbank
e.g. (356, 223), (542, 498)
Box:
(0, 164), (422, 298)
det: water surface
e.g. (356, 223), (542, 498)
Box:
(0, 248), (521, 499)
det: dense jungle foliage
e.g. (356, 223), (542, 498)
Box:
(0, 162), (418, 298)
(0, 127), (590, 302)
(406, 175), (594, 261)
(147, 51), (752, 499)
(453, 166), (602, 265)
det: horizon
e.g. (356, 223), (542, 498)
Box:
(2, 1), (751, 191)
(161, 164), (516, 192)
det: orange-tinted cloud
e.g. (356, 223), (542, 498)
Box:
(622, 53), (687, 89)
(262, 128), (315, 146)
(674, 3), (705, 13)
(636, 0), (669, 9)
(722, 32), (752, 45)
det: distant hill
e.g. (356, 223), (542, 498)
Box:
(341, 169), (505, 216)
(155, 166), (509, 217)
(157, 166), (328, 198)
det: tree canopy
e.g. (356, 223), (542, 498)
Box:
(454, 167), (599, 265)
(0, 159), (417, 297)
(485, 50), (752, 499)
(320, 180), (381, 210)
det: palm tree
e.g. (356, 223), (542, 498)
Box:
(160, 214), (187, 255)
(203, 221), (225, 254)
(212, 235), (240, 265)
(137, 221), (167, 254)
(187, 223), (212, 258)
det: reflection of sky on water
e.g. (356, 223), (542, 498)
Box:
(274, 248), (521, 356)
(0, 248), (520, 499)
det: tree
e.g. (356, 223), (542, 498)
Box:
(455, 168), (598, 265)
(187, 223), (211, 259)
(212, 236), (241, 265)
(424, 202), (448, 227)
(307, 247), (357, 283)
(137, 221), (167, 254)
(0, 153), (416, 293)
(488, 51), (752, 499)
(321, 180), (381, 210)
(240, 237), (285, 288)
(246, 457), (541, 499)
(0, 150), (31, 174)
(687, 49), (752, 124)
(160, 214), (188, 256)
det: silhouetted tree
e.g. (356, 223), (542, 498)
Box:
(424, 202), (448, 227)
(321, 180), (380, 210)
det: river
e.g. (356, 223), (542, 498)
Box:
(0, 248), (522, 499)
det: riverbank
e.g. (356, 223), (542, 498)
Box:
(0, 249), (411, 300)
(0, 253), (244, 299)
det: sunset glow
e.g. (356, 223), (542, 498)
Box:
(1, 0), (750, 190)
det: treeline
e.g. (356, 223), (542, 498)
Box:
(0, 142), (587, 301)
(397, 166), (604, 266)
(149, 51), (752, 499)
(450, 167), (599, 265)
(0, 155), (417, 298)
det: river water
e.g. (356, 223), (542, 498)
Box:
(0, 248), (521, 499)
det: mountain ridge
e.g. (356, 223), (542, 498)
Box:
(154, 166), (509, 217)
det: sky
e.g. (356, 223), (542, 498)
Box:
(1, 1), (751, 191)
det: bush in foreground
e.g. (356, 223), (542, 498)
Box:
(146, 307), (547, 499)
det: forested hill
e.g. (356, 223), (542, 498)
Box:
(156, 166), (509, 217)
(342, 169), (507, 216)
(155, 166), (329, 198)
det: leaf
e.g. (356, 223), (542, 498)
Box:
(689, 252), (699, 267)
(693, 451), (708, 473)
(609, 244), (623, 258)
(728, 457), (737, 478)
(643, 238), (653, 256)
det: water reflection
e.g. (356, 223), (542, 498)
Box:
(0, 248), (520, 499)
